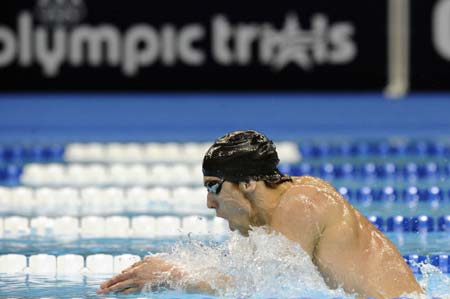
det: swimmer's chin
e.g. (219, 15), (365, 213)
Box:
(229, 224), (250, 236)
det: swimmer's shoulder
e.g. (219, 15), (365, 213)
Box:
(276, 175), (345, 212)
(277, 176), (329, 208)
(281, 176), (337, 197)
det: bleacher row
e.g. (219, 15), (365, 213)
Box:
(0, 215), (448, 238)
(0, 215), (227, 238)
(280, 162), (450, 179)
(20, 163), (204, 186)
(0, 253), (448, 275)
(299, 141), (450, 158)
(0, 186), (208, 215)
(0, 142), (300, 164)
(0, 185), (448, 216)
(2, 161), (450, 186)
(1, 140), (450, 163)
(337, 186), (448, 203)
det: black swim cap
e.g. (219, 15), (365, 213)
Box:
(202, 130), (282, 182)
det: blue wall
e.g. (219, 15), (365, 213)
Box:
(0, 93), (449, 142)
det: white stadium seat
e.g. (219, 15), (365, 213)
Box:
(46, 164), (67, 185)
(86, 254), (113, 273)
(4, 216), (29, 237)
(34, 187), (58, 214)
(84, 164), (108, 185)
(0, 254), (27, 273)
(0, 187), (12, 213)
(211, 217), (228, 236)
(30, 217), (55, 237)
(122, 143), (145, 162)
(83, 143), (105, 161)
(126, 187), (149, 213)
(29, 254), (57, 274)
(57, 254), (85, 274)
(105, 216), (129, 238)
(105, 143), (126, 162)
(53, 216), (79, 237)
(81, 216), (105, 238)
(131, 216), (156, 238)
(113, 254), (141, 273)
(10, 187), (34, 214)
(147, 187), (171, 212)
(155, 216), (181, 237)
(67, 164), (89, 186)
(102, 187), (125, 214)
(182, 216), (208, 235)
(276, 141), (301, 163)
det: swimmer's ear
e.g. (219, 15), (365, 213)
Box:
(238, 180), (256, 194)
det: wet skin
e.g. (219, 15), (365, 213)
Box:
(97, 175), (423, 298)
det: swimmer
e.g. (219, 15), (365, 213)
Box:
(97, 130), (423, 298)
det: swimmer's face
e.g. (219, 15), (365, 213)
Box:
(204, 176), (254, 236)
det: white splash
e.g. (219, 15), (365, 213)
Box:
(407, 261), (450, 299)
(159, 227), (350, 299)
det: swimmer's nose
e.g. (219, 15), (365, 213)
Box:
(207, 193), (218, 209)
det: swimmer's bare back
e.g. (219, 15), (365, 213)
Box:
(271, 176), (423, 299)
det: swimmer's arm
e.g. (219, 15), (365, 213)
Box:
(271, 187), (325, 258)
(97, 256), (231, 295)
(182, 275), (232, 295)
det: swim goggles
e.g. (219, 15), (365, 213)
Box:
(205, 179), (224, 195)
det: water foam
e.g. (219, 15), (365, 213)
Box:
(409, 261), (450, 299)
(157, 227), (349, 298)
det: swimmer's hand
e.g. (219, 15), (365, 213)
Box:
(96, 256), (179, 294)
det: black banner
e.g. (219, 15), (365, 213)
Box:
(411, 0), (450, 90)
(0, 1), (387, 91)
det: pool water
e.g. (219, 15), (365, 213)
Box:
(0, 139), (450, 298)
(0, 231), (449, 299)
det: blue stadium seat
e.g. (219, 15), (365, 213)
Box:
(335, 163), (356, 179)
(403, 162), (419, 178)
(350, 141), (370, 156)
(387, 216), (411, 232)
(27, 145), (46, 162)
(4, 146), (26, 162)
(426, 186), (443, 202)
(428, 142), (445, 156)
(278, 164), (293, 176)
(368, 215), (384, 231)
(411, 215), (434, 232)
(361, 162), (377, 178)
(370, 141), (390, 156)
(430, 254), (449, 273)
(0, 165), (22, 184)
(403, 186), (421, 202)
(337, 186), (352, 201)
(404, 254), (420, 273)
(334, 142), (352, 156)
(418, 162), (439, 178)
(298, 143), (313, 158)
(319, 163), (336, 179)
(406, 141), (429, 156)
(438, 215), (450, 231)
(311, 143), (332, 158)
(0, 146), (5, 162)
(298, 163), (315, 176)
(380, 186), (397, 202)
(7, 165), (22, 183)
(43, 145), (65, 161)
(377, 162), (397, 178)
(357, 186), (375, 204)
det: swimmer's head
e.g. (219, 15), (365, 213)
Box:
(202, 130), (291, 186)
